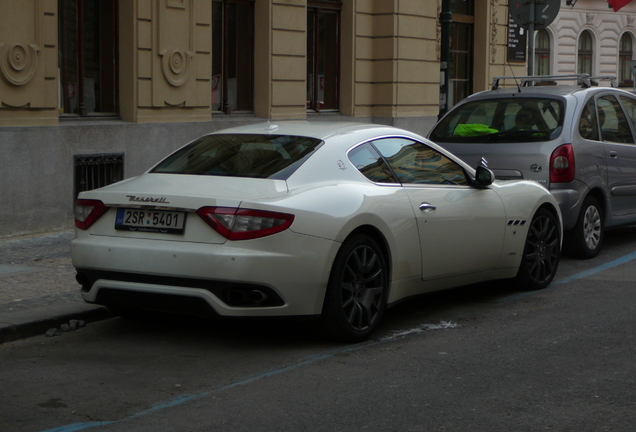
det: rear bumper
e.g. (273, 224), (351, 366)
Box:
(550, 186), (585, 231)
(71, 230), (339, 317)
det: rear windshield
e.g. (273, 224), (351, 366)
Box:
(430, 97), (565, 143)
(151, 134), (323, 179)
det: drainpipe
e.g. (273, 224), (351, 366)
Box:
(77, 0), (87, 116)
(439, 0), (452, 119)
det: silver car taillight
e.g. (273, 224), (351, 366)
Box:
(550, 144), (575, 183)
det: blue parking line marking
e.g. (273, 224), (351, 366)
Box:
(39, 322), (460, 432)
(551, 250), (636, 286)
(39, 422), (114, 432)
(38, 343), (378, 432)
(497, 249), (636, 303)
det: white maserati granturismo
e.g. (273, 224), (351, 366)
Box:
(72, 121), (562, 342)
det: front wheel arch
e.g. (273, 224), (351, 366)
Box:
(515, 206), (561, 290)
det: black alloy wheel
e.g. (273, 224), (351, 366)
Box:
(516, 208), (561, 290)
(321, 234), (389, 342)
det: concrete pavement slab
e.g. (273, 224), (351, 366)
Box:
(0, 231), (111, 343)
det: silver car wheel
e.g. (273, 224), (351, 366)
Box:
(567, 196), (603, 259)
(583, 205), (602, 250)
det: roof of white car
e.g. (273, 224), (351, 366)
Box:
(211, 121), (411, 142)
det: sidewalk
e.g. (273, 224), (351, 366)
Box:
(0, 230), (111, 343)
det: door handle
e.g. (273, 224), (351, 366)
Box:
(609, 151), (618, 158)
(419, 203), (437, 213)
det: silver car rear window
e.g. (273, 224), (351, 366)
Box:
(430, 97), (565, 143)
(151, 134), (323, 179)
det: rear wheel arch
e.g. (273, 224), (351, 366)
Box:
(567, 192), (604, 259)
(345, 225), (393, 283)
(586, 188), (606, 220)
(320, 226), (393, 342)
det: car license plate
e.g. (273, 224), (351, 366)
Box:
(115, 208), (186, 234)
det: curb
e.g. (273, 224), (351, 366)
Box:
(0, 305), (112, 344)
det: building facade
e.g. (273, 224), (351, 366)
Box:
(0, 0), (541, 237)
(537, 0), (636, 88)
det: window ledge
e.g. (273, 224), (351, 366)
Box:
(60, 114), (123, 124)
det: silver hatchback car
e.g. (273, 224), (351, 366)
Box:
(429, 75), (636, 258)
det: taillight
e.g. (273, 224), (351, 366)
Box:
(75, 199), (107, 230)
(550, 144), (575, 183)
(196, 207), (294, 240)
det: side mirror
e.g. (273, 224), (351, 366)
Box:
(474, 165), (495, 187)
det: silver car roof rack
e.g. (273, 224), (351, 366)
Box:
(491, 74), (618, 90)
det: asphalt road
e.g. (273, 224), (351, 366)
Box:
(2, 227), (636, 432)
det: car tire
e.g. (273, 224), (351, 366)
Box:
(516, 208), (561, 290)
(567, 196), (603, 259)
(320, 234), (389, 343)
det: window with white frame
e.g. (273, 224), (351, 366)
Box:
(619, 33), (634, 87)
(577, 30), (593, 77)
(534, 29), (551, 76)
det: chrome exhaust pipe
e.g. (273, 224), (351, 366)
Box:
(247, 290), (268, 303)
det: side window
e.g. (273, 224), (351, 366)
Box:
(619, 96), (636, 134)
(372, 138), (468, 185)
(597, 96), (634, 144)
(348, 144), (398, 184)
(579, 99), (599, 141)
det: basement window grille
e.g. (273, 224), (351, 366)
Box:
(74, 153), (124, 199)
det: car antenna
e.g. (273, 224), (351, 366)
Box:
(507, 62), (522, 93)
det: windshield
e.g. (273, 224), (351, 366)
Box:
(151, 134), (323, 179)
(430, 97), (565, 143)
